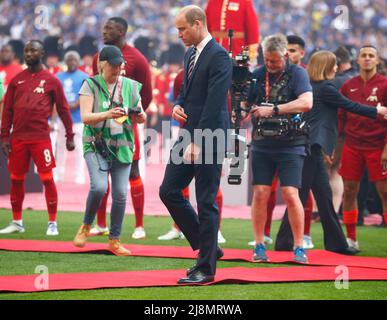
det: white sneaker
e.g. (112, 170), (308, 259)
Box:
(264, 235), (273, 245)
(303, 235), (314, 249)
(248, 235), (273, 246)
(89, 225), (109, 236)
(0, 222), (25, 234)
(132, 227), (146, 240)
(158, 227), (185, 240)
(346, 237), (359, 250)
(217, 230), (227, 244)
(46, 222), (59, 236)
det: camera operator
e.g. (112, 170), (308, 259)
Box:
(275, 51), (387, 255)
(73, 45), (146, 256)
(246, 34), (312, 263)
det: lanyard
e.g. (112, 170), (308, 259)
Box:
(107, 78), (121, 106)
(265, 70), (284, 103)
(115, 79), (123, 105)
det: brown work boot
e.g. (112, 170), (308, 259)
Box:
(108, 238), (131, 256)
(73, 224), (91, 248)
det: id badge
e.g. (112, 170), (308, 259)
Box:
(114, 115), (128, 124)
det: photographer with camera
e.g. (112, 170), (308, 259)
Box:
(73, 45), (146, 256)
(246, 34), (313, 263)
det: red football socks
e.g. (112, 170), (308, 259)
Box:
(182, 186), (190, 200)
(343, 209), (358, 241)
(42, 178), (58, 222)
(10, 179), (25, 221)
(130, 176), (144, 228)
(96, 181), (110, 229)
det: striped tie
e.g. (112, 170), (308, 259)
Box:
(187, 47), (197, 81)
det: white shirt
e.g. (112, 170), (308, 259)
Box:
(194, 34), (212, 65)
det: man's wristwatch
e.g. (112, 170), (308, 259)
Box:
(272, 104), (280, 115)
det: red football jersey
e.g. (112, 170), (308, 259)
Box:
(0, 62), (23, 91)
(1, 69), (73, 142)
(339, 73), (387, 150)
(154, 71), (176, 117)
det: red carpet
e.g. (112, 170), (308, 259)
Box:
(1, 266), (386, 293)
(0, 151), (382, 224)
(1, 239), (386, 270)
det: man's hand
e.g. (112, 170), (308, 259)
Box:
(382, 145), (387, 171)
(231, 102), (249, 123)
(250, 105), (273, 118)
(376, 103), (387, 119)
(150, 112), (158, 127)
(66, 139), (75, 151)
(135, 111), (147, 124)
(183, 142), (200, 163)
(172, 105), (187, 124)
(1, 141), (10, 157)
(323, 152), (334, 168)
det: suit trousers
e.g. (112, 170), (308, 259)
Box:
(275, 145), (349, 252)
(159, 153), (222, 276)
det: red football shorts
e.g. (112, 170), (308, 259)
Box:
(8, 139), (56, 175)
(133, 122), (140, 161)
(339, 143), (386, 182)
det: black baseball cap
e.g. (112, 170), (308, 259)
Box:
(99, 45), (124, 65)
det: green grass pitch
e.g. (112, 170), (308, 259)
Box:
(0, 209), (386, 300)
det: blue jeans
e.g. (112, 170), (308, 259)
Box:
(83, 152), (131, 239)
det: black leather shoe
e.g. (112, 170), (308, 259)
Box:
(187, 247), (224, 276)
(178, 270), (215, 284)
(332, 247), (360, 255)
(187, 264), (198, 277)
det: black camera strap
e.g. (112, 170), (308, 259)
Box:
(265, 70), (291, 103)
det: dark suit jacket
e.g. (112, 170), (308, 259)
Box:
(332, 67), (358, 89)
(175, 38), (232, 153)
(306, 80), (377, 155)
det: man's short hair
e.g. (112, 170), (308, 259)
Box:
(28, 39), (44, 47)
(108, 17), (128, 33)
(286, 35), (305, 49)
(64, 50), (81, 62)
(334, 46), (351, 65)
(262, 34), (288, 56)
(1, 44), (14, 52)
(182, 5), (207, 26)
(359, 45), (377, 53)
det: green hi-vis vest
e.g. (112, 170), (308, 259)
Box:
(82, 74), (142, 164)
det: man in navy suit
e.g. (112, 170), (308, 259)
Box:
(159, 5), (232, 284)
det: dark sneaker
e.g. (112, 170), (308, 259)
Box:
(294, 246), (308, 264)
(253, 243), (268, 262)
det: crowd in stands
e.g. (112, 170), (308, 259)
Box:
(0, 0), (386, 66)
